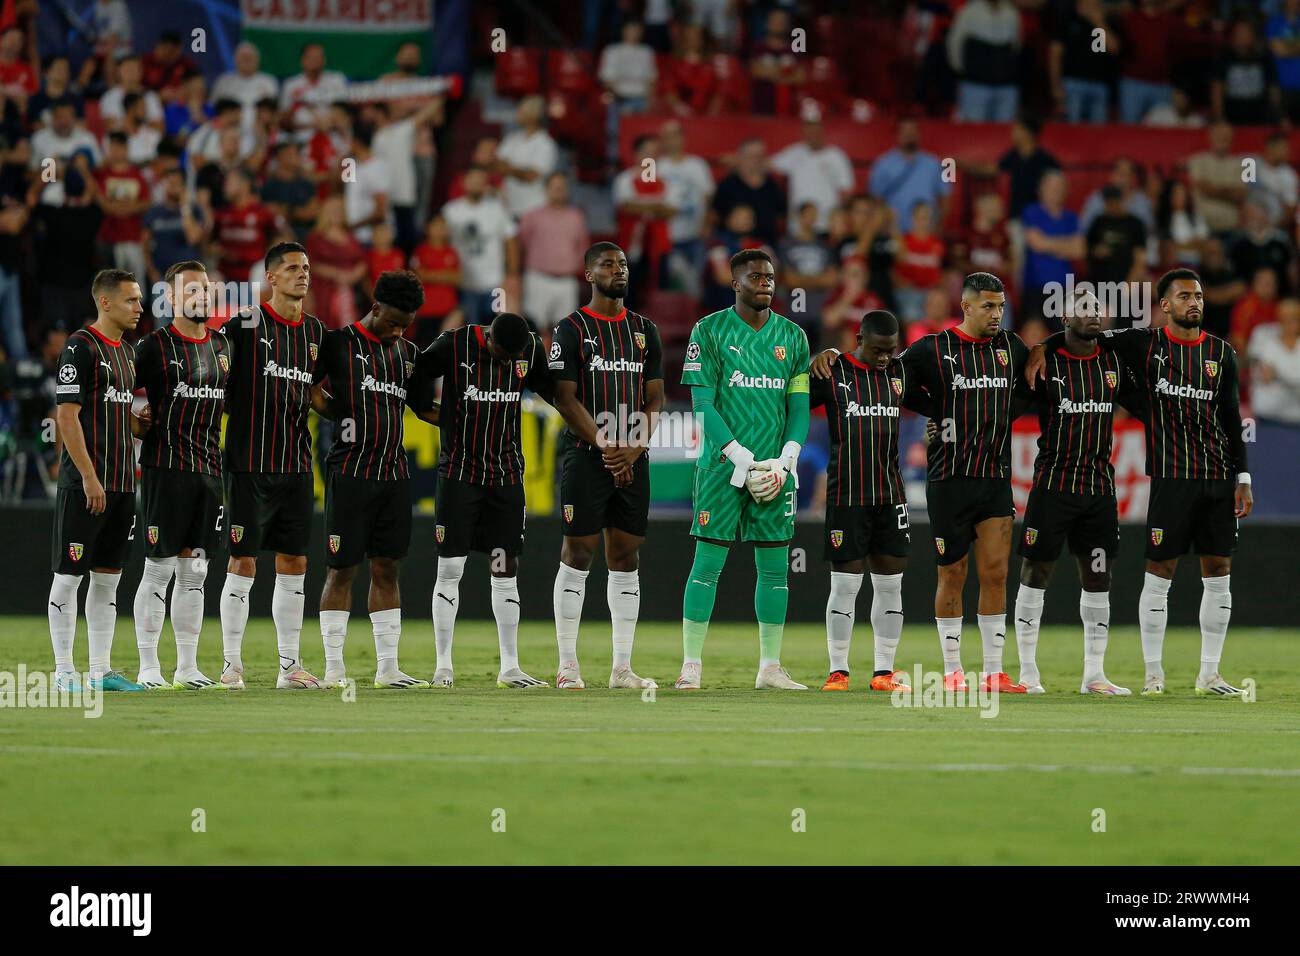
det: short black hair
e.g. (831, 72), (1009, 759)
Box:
(92, 268), (138, 298)
(584, 241), (624, 269)
(213, 98), (241, 115)
(962, 272), (1005, 296)
(106, 131), (127, 147)
(159, 30), (181, 45)
(373, 269), (425, 315)
(730, 248), (773, 275)
(352, 123), (375, 149)
(265, 241), (308, 272)
(633, 134), (656, 154)
(490, 312), (532, 355)
(1157, 268), (1201, 302)
(860, 310), (900, 338)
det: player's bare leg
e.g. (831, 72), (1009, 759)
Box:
(604, 527), (655, 688)
(272, 553), (322, 689)
(935, 554), (969, 691)
(172, 548), (217, 688)
(555, 533), (597, 689)
(320, 563), (356, 687)
(1195, 554), (1240, 696)
(1015, 558), (1052, 693)
(1139, 557), (1176, 694)
(973, 515), (1024, 693)
(493, 554), (546, 688)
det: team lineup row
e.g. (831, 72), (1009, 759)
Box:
(42, 240), (1254, 698)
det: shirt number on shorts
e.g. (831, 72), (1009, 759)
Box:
(127, 515), (136, 541)
(895, 503), (909, 530)
(215, 505), (225, 532)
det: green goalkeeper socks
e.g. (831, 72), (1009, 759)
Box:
(682, 540), (729, 661)
(755, 546), (790, 665)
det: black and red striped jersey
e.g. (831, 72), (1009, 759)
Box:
(900, 326), (1030, 481)
(549, 306), (663, 450)
(1049, 325), (1247, 480)
(134, 323), (230, 476)
(314, 322), (435, 481)
(55, 325), (137, 493)
(1028, 345), (1144, 495)
(810, 352), (932, 506)
(222, 302), (325, 474)
(424, 325), (553, 486)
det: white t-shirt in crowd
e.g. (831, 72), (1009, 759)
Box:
(98, 86), (163, 126)
(656, 153), (715, 243)
(1255, 159), (1299, 225)
(373, 118), (418, 207)
(496, 128), (558, 217)
(442, 195), (519, 292)
(770, 142), (855, 231)
(280, 70), (349, 135)
(344, 155), (392, 244)
(598, 42), (657, 99)
(1248, 323), (1300, 425)
(211, 70), (281, 130)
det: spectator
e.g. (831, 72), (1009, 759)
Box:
(185, 99), (249, 179)
(770, 116), (854, 233)
(712, 138), (785, 246)
(519, 172), (588, 329)
(656, 120), (714, 295)
(91, 131), (150, 284)
(1268, 0), (1300, 124)
(91, 0), (132, 61)
(281, 42), (349, 142)
(642, 0), (673, 53)
(1156, 178), (1210, 266)
(1118, 0), (1178, 124)
(410, 214), (461, 347)
(1248, 297), (1300, 425)
(0, 189), (26, 359)
(1228, 196), (1296, 296)
(30, 101), (101, 205)
(211, 167), (284, 283)
(164, 71), (212, 143)
(841, 194), (900, 311)
(824, 256), (886, 351)
(33, 168), (103, 331)
(0, 27), (36, 100)
(1080, 158), (1155, 234)
(996, 116), (1060, 221)
(119, 92), (162, 165)
(893, 202), (945, 323)
(908, 288), (961, 345)
(599, 19), (657, 110)
(1050, 0), (1121, 123)
(367, 222), (405, 288)
(951, 191), (1012, 281)
(692, 0), (739, 52)
(28, 56), (83, 129)
(305, 195), (366, 329)
(342, 123), (390, 246)
(378, 41), (428, 120)
(141, 168), (205, 294)
(367, 95), (443, 254)
(193, 126), (252, 210)
(947, 0), (1022, 123)
(1230, 267), (1280, 354)
(748, 8), (805, 116)
(441, 165), (519, 326)
(1021, 170), (1084, 329)
(305, 101), (352, 196)
(869, 118), (951, 231)
(448, 138), (501, 199)
(99, 56), (164, 133)
(1253, 132), (1298, 227)
(495, 95), (558, 219)
(10, 327), (66, 487)
(144, 138), (183, 205)
(1086, 185), (1148, 287)
(212, 42), (280, 134)
(661, 24), (721, 116)
(141, 31), (196, 101)
(703, 204), (767, 313)
(613, 134), (677, 300)
(1188, 122), (1247, 234)
(1142, 86), (1205, 127)
(260, 140), (318, 242)
(778, 201), (839, 337)
(1199, 237), (1246, 340)
(1213, 19), (1280, 126)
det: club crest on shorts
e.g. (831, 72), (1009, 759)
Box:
(1204, 360), (1219, 378)
(147, 525), (159, 545)
(830, 529), (844, 549)
(995, 349), (1009, 367)
(774, 345), (787, 361)
(698, 510), (711, 527)
(1105, 370), (1118, 388)
(891, 377), (903, 396)
(515, 359), (529, 379)
(230, 525), (244, 544)
(1151, 528), (1164, 546)
(328, 534), (341, 554)
(218, 353), (230, 373)
(67, 542), (83, 562)
(435, 524), (445, 544)
(309, 342), (319, 361)
(634, 332), (646, 349)
(685, 341), (700, 361)
(1024, 527), (1038, 546)
(563, 504), (574, 523)
(934, 537), (945, 556)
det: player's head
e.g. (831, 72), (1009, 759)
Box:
(731, 249), (775, 311)
(856, 310), (900, 369)
(486, 312), (532, 360)
(1157, 268), (1203, 330)
(163, 260), (211, 322)
(91, 268), (143, 332)
(1065, 287), (1105, 340)
(584, 242), (628, 299)
(265, 241), (310, 301)
(959, 272), (1005, 337)
(368, 270), (425, 343)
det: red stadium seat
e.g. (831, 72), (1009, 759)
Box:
(799, 56), (848, 116)
(711, 54), (751, 113)
(547, 49), (597, 98)
(495, 47), (542, 100)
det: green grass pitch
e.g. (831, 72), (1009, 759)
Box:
(0, 616), (1296, 865)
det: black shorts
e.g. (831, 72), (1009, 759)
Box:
(224, 471), (314, 557)
(559, 444), (650, 537)
(823, 502), (911, 562)
(324, 472), (412, 568)
(52, 487), (136, 574)
(140, 467), (224, 559)
(926, 477), (1014, 565)
(1019, 487), (1119, 563)
(1146, 477), (1238, 560)
(435, 476), (525, 558)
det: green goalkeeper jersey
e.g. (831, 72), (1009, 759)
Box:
(681, 307), (810, 473)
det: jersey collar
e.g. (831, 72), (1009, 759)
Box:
(581, 305), (626, 322)
(952, 325), (994, 344)
(354, 320), (382, 343)
(263, 302), (303, 327)
(842, 351), (874, 371)
(1164, 325), (1206, 347)
(1055, 346), (1099, 360)
(167, 323), (209, 344)
(86, 324), (123, 348)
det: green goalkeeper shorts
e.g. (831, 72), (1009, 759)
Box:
(690, 466), (796, 543)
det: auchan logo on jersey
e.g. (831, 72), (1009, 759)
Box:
(950, 373), (1008, 391)
(727, 369), (786, 389)
(102, 386), (134, 404)
(844, 401), (899, 418)
(261, 360), (313, 384)
(463, 385), (520, 403)
(589, 355), (643, 374)
(172, 382), (225, 401)
(1155, 378), (1214, 402)
(361, 375), (406, 400)
(1057, 397), (1112, 414)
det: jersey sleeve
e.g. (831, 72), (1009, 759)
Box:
(1094, 327), (1153, 365)
(643, 321), (663, 381)
(680, 321), (716, 387)
(423, 330), (455, 381)
(55, 336), (95, 405)
(133, 333), (162, 396)
(312, 330), (339, 386)
(786, 324), (810, 395)
(808, 373), (831, 410)
(898, 358), (936, 417)
(1217, 346), (1248, 474)
(549, 318), (580, 382)
(405, 343), (437, 412)
(524, 334), (555, 403)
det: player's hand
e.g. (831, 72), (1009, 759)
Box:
(135, 404), (153, 433)
(602, 444), (643, 476)
(1024, 344), (1048, 388)
(745, 460), (783, 502)
(810, 348), (841, 379)
(83, 476), (106, 515)
(925, 418), (938, 444)
(1235, 482), (1253, 519)
(723, 441), (755, 487)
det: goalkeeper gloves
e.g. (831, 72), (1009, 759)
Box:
(778, 441), (801, 491)
(745, 461), (783, 502)
(722, 440), (755, 488)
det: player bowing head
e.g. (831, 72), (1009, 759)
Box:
(959, 271), (1006, 338)
(858, 309), (901, 368)
(486, 311), (533, 359)
(368, 269), (425, 343)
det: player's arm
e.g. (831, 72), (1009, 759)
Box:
(898, 343), (939, 415)
(547, 319), (603, 446)
(1217, 348), (1252, 518)
(808, 372), (830, 410)
(410, 336), (451, 426)
(523, 333), (556, 405)
(1009, 334), (1034, 417)
(606, 323), (666, 481)
(682, 322), (753, 486)
(54, 342), (105, 514)
(1026, 327), (1149, 387)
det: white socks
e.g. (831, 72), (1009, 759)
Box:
(272, 572), (306, 672)
(825, 571), (860, 672)
(432, 555), (465, 672)
(607, 569), (639, 669)
(372, 608), (402, 677)
(870, 572), (903, 673)
(133, 557), (176, 672)
(1080, 590), (1111, 682)
(937, 616), (963, 674)
(220, 572), (254, 672)
(172, 557), (207, 672)
(48, 573), (82, 673)
(321, 609), (349, 674)
(86, 570), (121, 678)
(1014, 584), (1045, 686)
(1199, 575), (1231, 683)
(553, 562), (588, 664)
(1139, 571), (1171, 681)
(978, 613), (1006, 675)
(491, 575), (521, 672)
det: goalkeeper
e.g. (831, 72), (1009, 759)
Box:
(675, 249), (811, 690)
